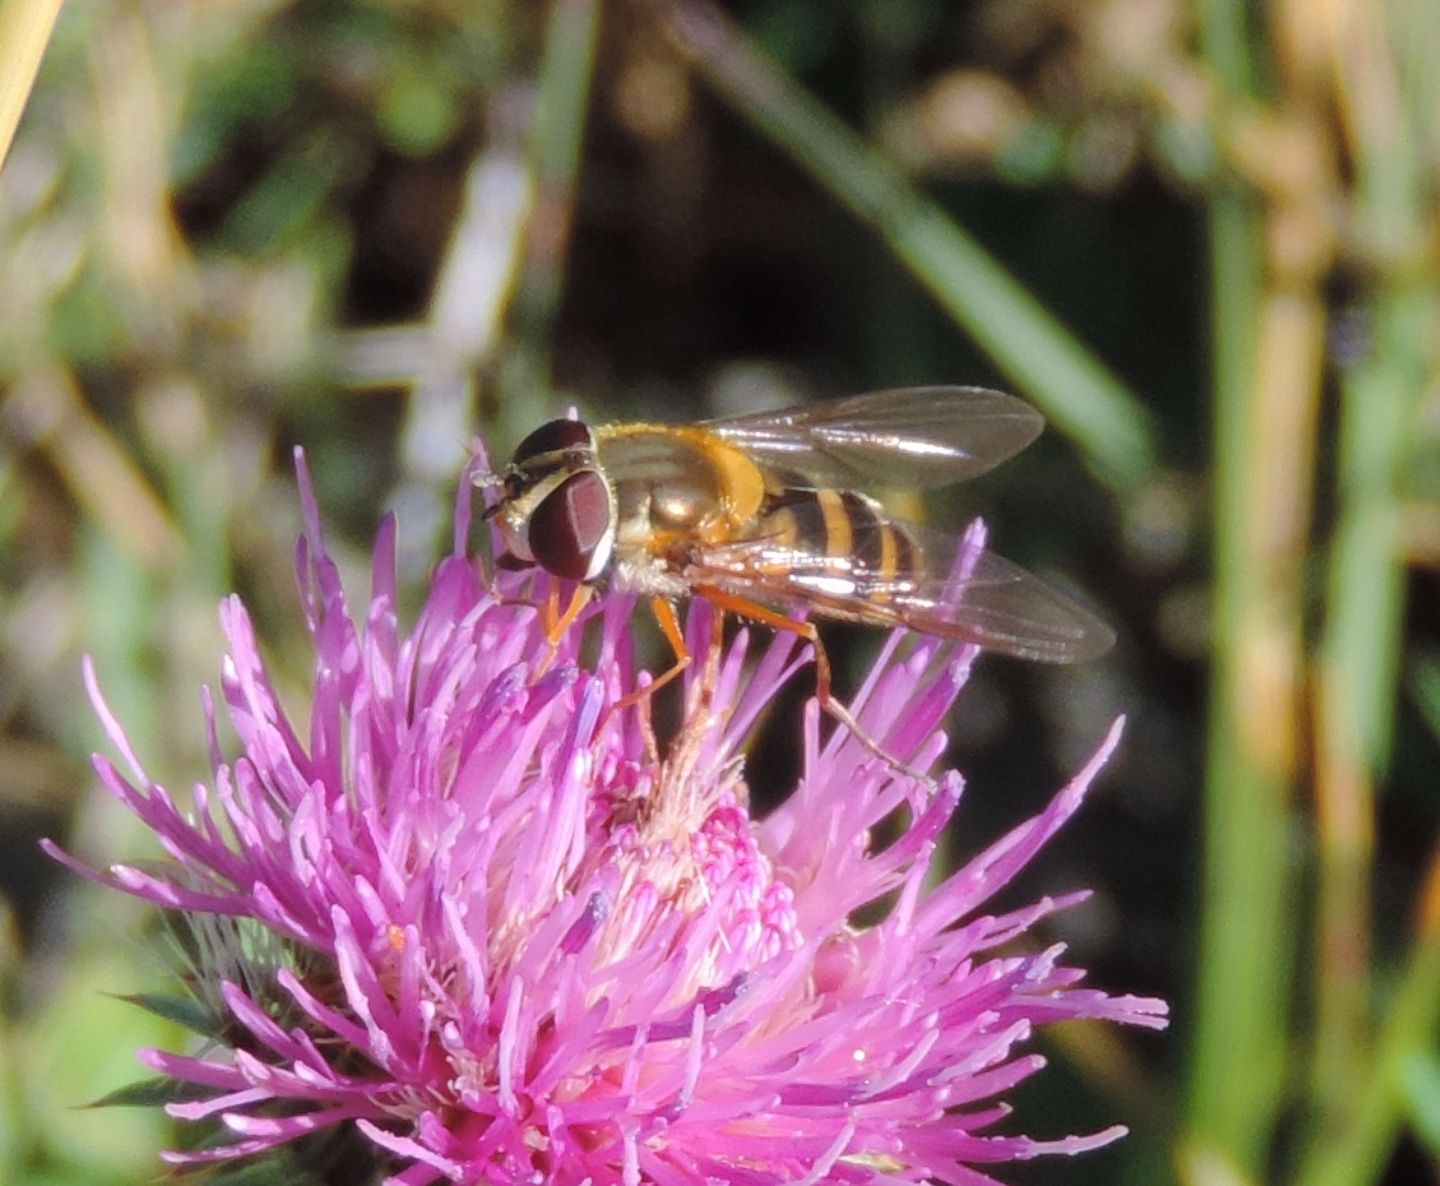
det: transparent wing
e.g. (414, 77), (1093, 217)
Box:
(689, 516), (1114, 663)
(704, 386), (1044, 491)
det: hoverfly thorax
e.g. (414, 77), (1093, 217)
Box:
(489, 418), (617, 582)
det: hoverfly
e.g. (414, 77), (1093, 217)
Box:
(478, 387), (1113, 757)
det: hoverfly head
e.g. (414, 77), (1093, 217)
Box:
(490, 418), (615, 581)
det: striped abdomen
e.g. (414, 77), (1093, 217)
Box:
(754, 488), (921, 596)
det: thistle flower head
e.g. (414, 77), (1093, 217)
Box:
(51, 445), (1166, 1185)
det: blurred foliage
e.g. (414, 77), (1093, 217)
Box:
(1, 1), (1438, 1185)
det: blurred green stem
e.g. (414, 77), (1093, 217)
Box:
(1185, 0), (1309, 1179)
(0, 0), (63, 172)
(1305, 0), (1437, 1168)
(496, 0), (600, 432)
(649, 0), (1157, 490)
(1305, 285), (1416, 1164)
(1314, 0), (1432, 787)
(1298, 855), (1440, 1186)
(1186, 193), (1300, 1184)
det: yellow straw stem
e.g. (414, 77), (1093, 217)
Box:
(0, 0), (64, 173)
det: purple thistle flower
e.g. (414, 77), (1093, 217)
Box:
(50, 445), (1166, 1186)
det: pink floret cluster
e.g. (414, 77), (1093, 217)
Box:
(50, 447), (1166, 1186)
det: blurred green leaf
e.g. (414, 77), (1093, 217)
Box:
(219, 135), (353, 255)
(46, 282), (130, 368)
(87, 1075), (207, 1110)
(207, 1152), (330, 1186)
(750, 1), (840, 73)
(0, 901), (21, 1177)
(21, 947), (177, 1181)
(1410, 654), (1440, 741)
(993, 119), (1064, 185)
(173, 44), (301, 186)
(378, 69), (460, 157)
(116, 991), (220, 1038)
(1400, 1051), (1440, 1159)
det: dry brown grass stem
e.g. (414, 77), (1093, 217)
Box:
(5, 367), (184, 570)
(0, 0), (64, 175)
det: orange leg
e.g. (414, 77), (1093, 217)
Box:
(650, 595), (689, 665)
(596, 598), (696, 764)
(546, 582), (595, 644)
(604, 597), (745, 755)
(607, 597), (692, 715)
(534, 583), (595, 677)
(693, 586), (930, 781)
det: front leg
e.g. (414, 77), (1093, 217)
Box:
(532, 582), (596, 677)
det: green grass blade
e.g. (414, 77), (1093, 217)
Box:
(654, 0), (1157, 490)
(1183, 2), (1302, 1178)
(1296, 891), (1440, 1186)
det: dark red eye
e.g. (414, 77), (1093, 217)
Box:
(529, 470), (614, 580)
(512, 418), (592, 465)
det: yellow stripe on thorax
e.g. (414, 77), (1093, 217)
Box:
(670, 426), (767, 526)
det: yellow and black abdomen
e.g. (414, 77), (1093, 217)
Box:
(754, 488), (921, 595)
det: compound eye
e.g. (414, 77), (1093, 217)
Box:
(529, 470), (614, 581)
(512, 418), (592, 465)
